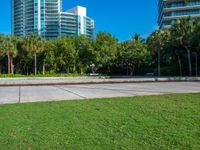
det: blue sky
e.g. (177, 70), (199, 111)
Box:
(0, 0), (158, 41)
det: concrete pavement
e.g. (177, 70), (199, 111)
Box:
(0, 82), (200, 104)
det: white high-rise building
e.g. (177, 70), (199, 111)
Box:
(60, 6), (94, 38)
(12, 0), (94, 39)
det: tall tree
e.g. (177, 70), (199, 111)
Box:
(147, 29), (171, 76)
(73, 35), (95, 73)
(191, 18), (200, 55)
(120, 34), (149, 76)
(0, 34), (5, 57)
(54, 36), (77, 73)
(9, 36), (18, 74)
(17, 37), (34, 75)
(0, 35), (18, 74)
(171, 17), (195, 76)
(93, 32), (118, 73)
(0, 34), (6, 73)
(23, 34), (45, 75)
(191, 18), (200, 76)
(165, 42), (184, 76)
(43, 40), (56, 74)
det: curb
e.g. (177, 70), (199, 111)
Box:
(0, 77), (200, 86)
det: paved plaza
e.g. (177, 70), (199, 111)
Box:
(0, 82), (200, 104)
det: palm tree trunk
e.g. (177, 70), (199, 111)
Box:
(34, 52), (37, 75)
(43, 61), (45, 75)
(158, 48), (161, 76)
(10, 56), (14, 74)
(26, 66), (29, 75)
(193, 52), (198, 77)
(177, 55), (182, 77)
(186, 49), (192, 76)
(7, 54), (10, 74)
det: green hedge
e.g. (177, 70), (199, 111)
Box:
(0, 74), (88, 78)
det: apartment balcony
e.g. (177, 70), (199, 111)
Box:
(162, 24), (172, 29)
(158, 1), (200, 16)
(163, 5), (200, 13)
(163, 13), (200, 21)
(162, 0), (190, 3)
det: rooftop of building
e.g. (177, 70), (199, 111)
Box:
(63, 6), (87, 17)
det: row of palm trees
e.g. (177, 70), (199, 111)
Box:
(147, 17), (200, 76)
(0, 35), (18, 74)
(0, 34), (44, 75)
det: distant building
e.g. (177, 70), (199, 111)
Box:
(158, 0), (200, 28)
(60, 6), (94, 39)
(12, 0), (94, 39)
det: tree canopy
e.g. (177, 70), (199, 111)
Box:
(0, 17), (199, 76)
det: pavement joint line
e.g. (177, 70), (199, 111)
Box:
(53, 86), (87, 99)
(80, 85), (172, 95)
(63, 85), (135, 95)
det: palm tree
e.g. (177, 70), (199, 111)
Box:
(0, 35), (18, 74)
(131, 33), (144, 43)
(0, 35), (6, 73)
(166, 43), (184, 76)
(147, 29), (171, 76)
(172, 17), (195, 76)
(0, 34), (5, 56)
(9, 36), (18, 74)
(192, 18), (200, 76)
(23, 34), (44, 75)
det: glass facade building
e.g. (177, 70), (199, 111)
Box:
(12, 0), (94, 39)
(158, 0), (200, 28)
(60, 6), (94, 39)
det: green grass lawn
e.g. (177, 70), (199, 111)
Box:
(0, 94), (200, 150)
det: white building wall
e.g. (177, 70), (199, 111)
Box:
(66, 6), (86, 35)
